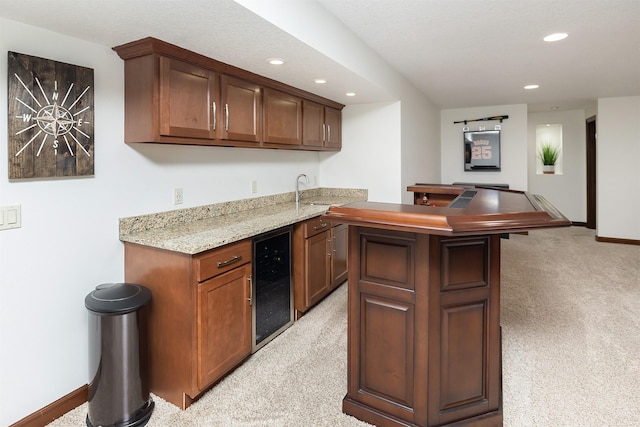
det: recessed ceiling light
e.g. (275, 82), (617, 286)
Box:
(543, 33), (568, 42)
(524, 84), (539, 90)
(267, 58), (285, 65)
(345, 92), (356, 97)
(314, 79), (327, 84)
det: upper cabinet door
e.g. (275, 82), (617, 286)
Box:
(220, 75), (261, 143)
(159, 57), (218, 139)
(324, 106), (342, 150)
(302, 100), (324, 148)
(263, 88), (302, 146)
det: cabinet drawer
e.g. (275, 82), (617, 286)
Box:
(195, 240), (252, 282)
(303, 216), (331, 238)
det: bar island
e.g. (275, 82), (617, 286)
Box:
(322, 184), (570, 427)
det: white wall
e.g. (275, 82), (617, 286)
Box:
(320, 102), (401, 203)
(0, 19), (322, 426)
(597, 96), (640, 240)
(441, 105), (528, 190)
(528, 109), (587, 222)
(400, 92), (441, 204)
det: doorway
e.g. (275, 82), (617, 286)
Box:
(586, 116), (597, 229)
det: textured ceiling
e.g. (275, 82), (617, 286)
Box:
(319, 0), (640, 111)
(1, 0), (638, 111)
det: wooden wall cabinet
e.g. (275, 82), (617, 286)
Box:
(220, 75), (261, 144)
(120, 54), (218, 144)
(159, 57), (218, 140)
(263, 88), (302, 146)
(302, 100), (342, 149)
(113, 37), (343, 151)
(324, 106), (342, 149)
(124, 239), (252, 409)
(293, 217), (347, 317)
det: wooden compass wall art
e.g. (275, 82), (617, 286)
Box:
(8, 52), (94, 179)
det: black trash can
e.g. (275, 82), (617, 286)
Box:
(85, 283), (154, 427)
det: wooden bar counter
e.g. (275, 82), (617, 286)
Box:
(322, 185), (570, 427)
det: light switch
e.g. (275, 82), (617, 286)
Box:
(7, 208), (17, 224)
(0, 205), (21, 231)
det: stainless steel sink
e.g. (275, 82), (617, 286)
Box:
(300, 202), (331, 206)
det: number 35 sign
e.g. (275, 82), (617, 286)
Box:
(464, 130), (501, 171)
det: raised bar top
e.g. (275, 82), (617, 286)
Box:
(323, 185), (570, 236)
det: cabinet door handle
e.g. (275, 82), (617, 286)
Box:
(313, 223), (328, 231)
(247, 275), (253, 306)
(217, 255), (242, 268)
(225, 103), (229, 131)
(327, 124), (331, 142)
(322, 123), (326, 142)
(212, 101), (217, 130)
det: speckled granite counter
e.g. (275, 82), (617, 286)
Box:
(119, 188), (367, 254)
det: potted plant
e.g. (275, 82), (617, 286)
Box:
(538, 143), (559, 174)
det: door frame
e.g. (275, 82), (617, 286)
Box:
(586, 116), (597, 229)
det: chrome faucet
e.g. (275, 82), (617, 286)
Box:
(296, 174), (309, 204)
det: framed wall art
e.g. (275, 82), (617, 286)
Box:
(7, 52), (94, 179)
(464, 130), (500, 171)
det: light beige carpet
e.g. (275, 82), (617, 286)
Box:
(48, 226), (639, 426)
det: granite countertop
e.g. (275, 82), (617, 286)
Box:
(119, 188), (367, 255)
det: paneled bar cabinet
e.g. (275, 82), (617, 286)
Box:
(323, 184), (570, 427)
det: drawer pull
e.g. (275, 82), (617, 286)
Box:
(217, 255), (242, 268)
(313, 223), (328, 231)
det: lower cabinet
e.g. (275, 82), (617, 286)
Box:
(293, 217), (347, 317)
(124, 239), (252, 409)
(196, 262), (252, 390)
(123, 216), (347, 407)
(330, 223), (348, 285)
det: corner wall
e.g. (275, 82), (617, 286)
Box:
(320, 102), (402, 202)
(597, 96), (640, 240)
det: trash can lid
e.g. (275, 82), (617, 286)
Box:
(85, 283), (151, 314)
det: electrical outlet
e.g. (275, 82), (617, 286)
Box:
(173, 188), (183, 205)
(251, 180), (258, 194)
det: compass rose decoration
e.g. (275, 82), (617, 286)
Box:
(8, 52), (94, 179)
